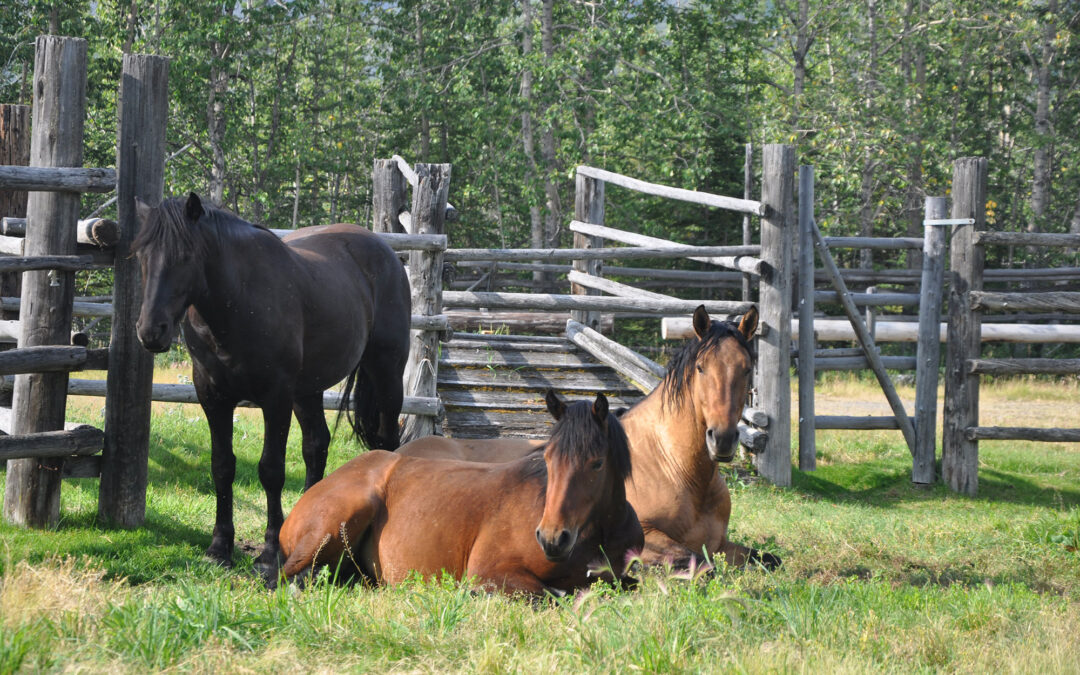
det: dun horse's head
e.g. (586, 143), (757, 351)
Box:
(670, 305), (758, 463)
(535, 390), (632, 562)
(132, 193), (209, 353)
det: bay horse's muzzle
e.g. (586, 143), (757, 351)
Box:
(536, 526), (578, 562)
(706, 427), (738, 463)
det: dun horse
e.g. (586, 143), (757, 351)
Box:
(133, 193), (411, 573)
(399, 305), (779, 570)
(275, 391), (643, 595)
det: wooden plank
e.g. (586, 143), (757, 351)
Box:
(575, 165), (766, 215)
(443, 290), (752, 315)
(446, 309), (614, 335)
(943, 157), (987, 496)
(797, 165), (816, 471)
(0, 425), (103, 460)
(974, 231), (1080, 248)
(570, 171), (604, 328)
(446, 339), (578, 353)
(439, 363), (636, 391)
(813, 291), (920, 306)
(811, 217), (917, 455)
(967, 358), (1080, 376)
(816, 416), (901, 430)
(444, 244), (772, 263)
(567, 270), (674, 302)
(754, 144), (794, 486)
(4, 36), (87, 528)
(969, 291), (1080, 314)
(566, 318), (663, 393)
(0, 166), (115, 193)
(914, 196), (949, 484)
(447, 331), (570, 344)
(965, 426), (1080, 443)
(814, 355), (917, 371)
(821, 236), (923, 250)
(441, 390), (641, 412)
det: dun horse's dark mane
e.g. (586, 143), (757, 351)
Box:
(534, 401), (632, 482)
(132, 196), (273, 260)
(661, 319), (751, 412)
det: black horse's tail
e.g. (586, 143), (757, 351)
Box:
(335, 364), (381, 450)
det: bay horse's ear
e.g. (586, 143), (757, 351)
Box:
(592, 392), (609, 424)
(692, 305), (711, 339)
(134, 196), (153, 226)
(185, 192), (205, 221)
(545, 389), (566, 421)
(739, 306), (759, 340)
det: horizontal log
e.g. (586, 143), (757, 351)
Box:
(566, 270), (674, 302)
(970, 291), (1080, 314)
(444, 290), (753, 316)
(1, 216), (121, 247)
(0, 254), (97, 272)
(974, 231), (1080, 248)
(410, 314), (449, 332)
(576, 165), (767, 215)
(0, 346), (91, 375)
(815, 415), (901, 430)
(967, 358), (1080, 376)
(454, 260), (746, 283)
(0, 166), (116, 193)
(1, 297), (114, 318)
(742, 407), (769, 428)
(570, 219), (761, 257)
(266, 228), (447, 252)
(445, 244), (771, 263)
(0, 425), (104, 460)
(813, 291), (920, 307)
(814, 355), (917, 371)
(813, 347), (877, 358)
(0, 408), (90, 434)
(566, 318), (664, 393)
(965, 426), (1080, 442)
(821, 236), (923, 250)
(738, 423), (768, 453)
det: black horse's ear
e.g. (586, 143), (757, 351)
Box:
(592, 392), (609, 424)
(185, 192), (204, 221)
(134, 196), (153, 225)
(545, 389), (566, 421)
(692, 304), (711, 339)
(739, 305), (759, 341)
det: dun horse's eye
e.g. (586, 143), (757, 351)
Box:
(590, 459), (604, 471)
(695, 364), (703, 374)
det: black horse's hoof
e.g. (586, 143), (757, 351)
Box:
(748, 549), (782, 570)
(205, 544), (235, 569)
(253, 549), (283, 585)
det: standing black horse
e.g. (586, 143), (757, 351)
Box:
(133, 193), (411, 572)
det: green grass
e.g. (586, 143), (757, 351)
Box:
(1, 372), (1079, 673)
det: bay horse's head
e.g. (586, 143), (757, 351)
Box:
(664, 305), (758, 463)
(535, 390), (632, 562)
(132, 193), (209, 352)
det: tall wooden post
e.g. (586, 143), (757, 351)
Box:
(0, 104), (30, 380)
(401, 163), (450, 442)
(99, 54), (169, 527)
(913, 196), (948, 484)
(3, 37), (86, 527)
(742, 143), (753, 302)
(372, 158), (407, 234)
(797, 165), (815, 471)
(754, 144), (795, 486)
(570, 172), (604, 330)
(943, 157), (986, 495)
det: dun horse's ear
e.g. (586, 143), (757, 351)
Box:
(592, 393), (609, 424)
(692, 305), (711, 339)
(185, 192), (205, 221)
(739, 306), (759, 340)
(134, 197), (153, 225)
(545, 389), (566, 421)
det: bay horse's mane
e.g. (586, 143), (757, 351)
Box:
(525, 400), (633, 483)
(132, 196), (273, 260)
(660, 318), (752, 413)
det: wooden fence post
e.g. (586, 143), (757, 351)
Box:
(754, 144), (794, 486)
(401, 163), (450, 442)
(98, 54), (169, 527)
(372, 158), (407, 234)
(943, 157), (987, 495)
(0, 104), (30, 327)
(3, 37), (86, 527)
(570, 171), (604, 330)
(913, 196), (948, 484)
(797, 165), (815, 471)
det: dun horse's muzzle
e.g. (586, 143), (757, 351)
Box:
(706, 427), (738, 462)
(536, 527), (578, 562)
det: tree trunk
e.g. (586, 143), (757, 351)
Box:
(1029, 0), (1057, 233)
(521, 0), (544, 281)
(539, 0), (561, 254)
(207, 57), (227, 206)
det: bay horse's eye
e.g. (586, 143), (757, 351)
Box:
(590, 459), (604, 471)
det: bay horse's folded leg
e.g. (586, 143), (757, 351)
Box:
(199, 386), (239, 567)
(292, 392), (330, 490)
(254, 395), (293, 577)
(719, 539), (782, 570)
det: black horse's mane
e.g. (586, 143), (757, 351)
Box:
(661, 319), (751, 412)
(132, 196), (273, 260)
(526, 401), (632, 483)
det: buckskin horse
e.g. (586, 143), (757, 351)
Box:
(274, 391), (643, 595)
(133, 193), (411, 574)
(398, 305), (779, 570)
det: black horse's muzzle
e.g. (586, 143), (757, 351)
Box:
(136, 319), (174, 353)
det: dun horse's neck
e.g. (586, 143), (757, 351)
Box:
(622, 382), (715, 491)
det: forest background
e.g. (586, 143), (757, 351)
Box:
(2, 0), (1078, 270)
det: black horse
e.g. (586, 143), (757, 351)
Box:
(133, 193), (411, 573)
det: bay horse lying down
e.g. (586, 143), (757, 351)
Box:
(398, 306), (779, 571)
(275, 391), (644, 595)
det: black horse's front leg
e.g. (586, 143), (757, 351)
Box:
(253, 396), (293, 578)
(202, 394), (239, 567)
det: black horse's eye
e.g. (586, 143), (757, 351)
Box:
(590, 459), (604, 471)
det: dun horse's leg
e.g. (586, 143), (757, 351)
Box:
(202, 394), (238, 566)
(292, 392), (330, 489)
(253, 397), (293, 575)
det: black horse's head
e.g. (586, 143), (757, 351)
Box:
(132, 193), (209, 352)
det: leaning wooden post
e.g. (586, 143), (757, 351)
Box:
(0, 104), (30, 326)
(943, 158), (986, 495)
(570, 170), (605, 330)
(3, 37), (87, 527)
(400, 163), (450, 442)
(913, 196), (948, 484)
(372, 158), (408, 234)
(797, 165), (815, 471)
(98, 54), (169, 527)
(754, 144), (794, 486)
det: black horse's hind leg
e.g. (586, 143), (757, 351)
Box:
(360, 351), (405, 450)
(253, 395), (293, 577)
(200, 389), (239, 567)
(293, 392), (330, 490)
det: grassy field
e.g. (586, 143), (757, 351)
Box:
(1, 366), (1078, 673)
